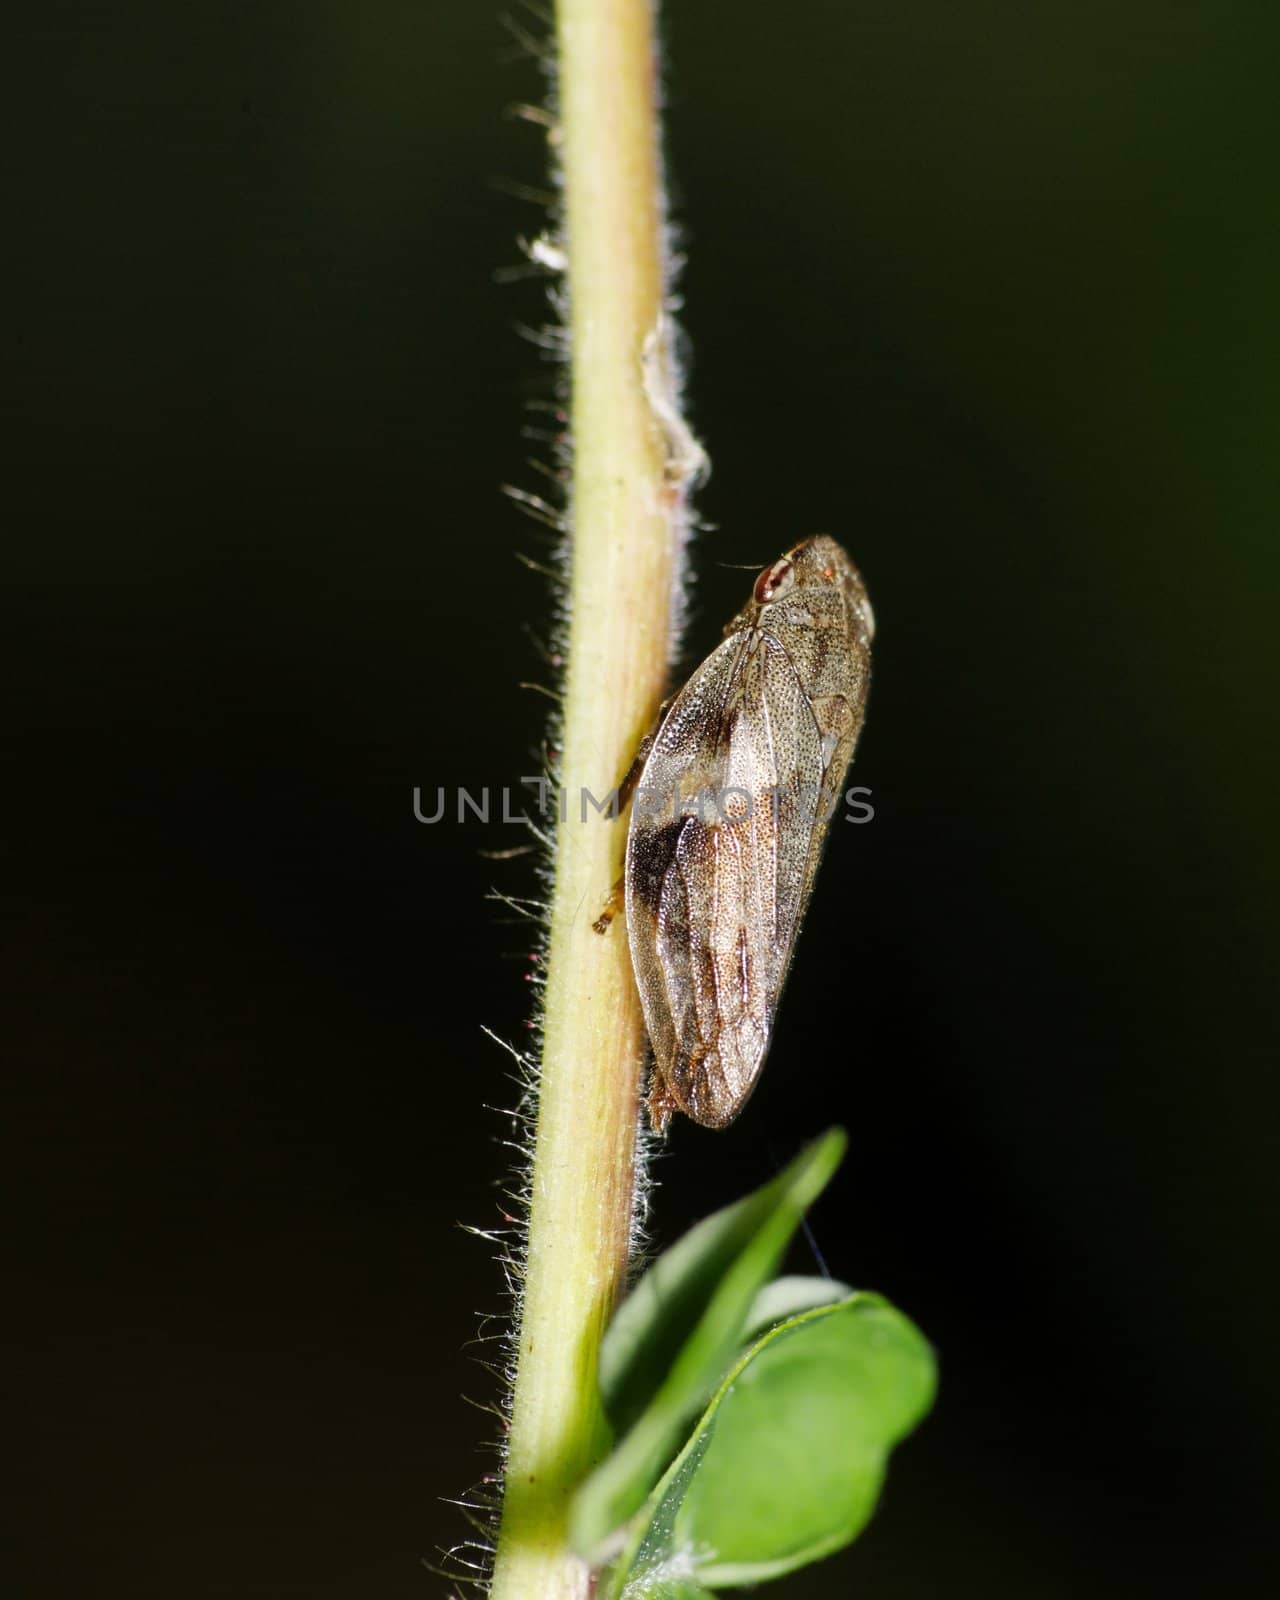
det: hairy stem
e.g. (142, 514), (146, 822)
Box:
(488, 3), (683, 1598)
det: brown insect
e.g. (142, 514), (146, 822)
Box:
(618, 535), (875, 1131)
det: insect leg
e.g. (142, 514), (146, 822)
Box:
(616, 690), (675, 810)
(591, 878), (624, 936)
(647, 1071), (680, 1134)
(590, 694), (675, 935)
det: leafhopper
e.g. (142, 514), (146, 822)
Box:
(623, 535), (874, 1131)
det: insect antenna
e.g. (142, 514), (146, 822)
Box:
(765, 1137), (834, 1279)
(798, 1210), (834, 1282)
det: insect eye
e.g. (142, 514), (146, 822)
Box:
(753, 558), (795, 604)
(822, 565), (836, 581)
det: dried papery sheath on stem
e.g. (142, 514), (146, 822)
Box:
(624, 535), (874, 1130)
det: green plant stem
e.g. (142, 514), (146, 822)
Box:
(488, 3), (678, 1599)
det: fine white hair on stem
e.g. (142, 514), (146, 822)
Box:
(450, 4), (704, 1597)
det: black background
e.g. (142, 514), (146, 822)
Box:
(6, 3), (1278, 1596)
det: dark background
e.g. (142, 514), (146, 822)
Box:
(6, 3), (1278, 1596)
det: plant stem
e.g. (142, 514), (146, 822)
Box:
(488, 3), (682, 1599)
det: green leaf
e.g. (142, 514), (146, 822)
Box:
(608, 1294), (936, 1595)
(598, 1131), (847, 1432)
(739, 1274), (853, 1348)
(622, 1586), (712, 1600)
(572, 1129), (847, 1560)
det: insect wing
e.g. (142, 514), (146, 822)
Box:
(625, 628), (828, 1127)
(762, 553), (871, 925)
(625, 535), (873, 1131)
